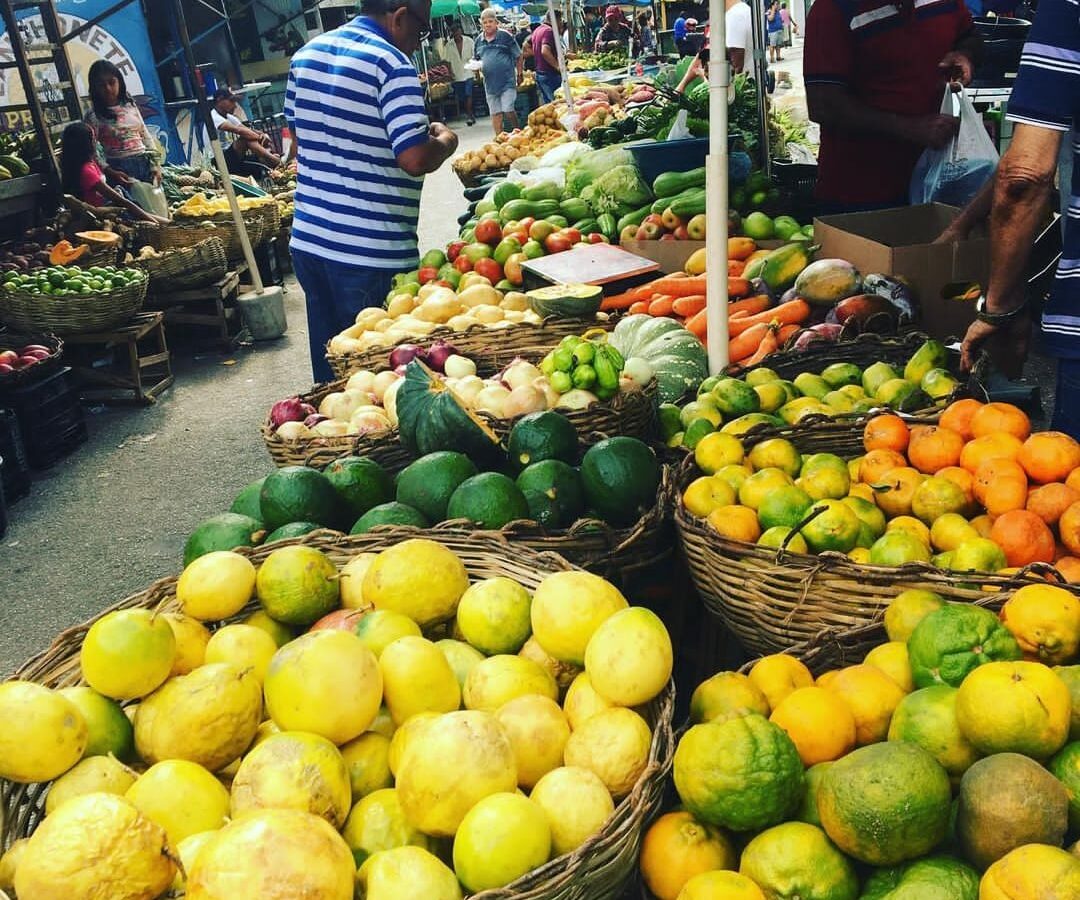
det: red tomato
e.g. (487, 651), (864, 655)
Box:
(453, 254), (474, 273)
(446, 240), (467, 262)
(473, 257), (503, 283)
(502, 220), (520, 237)
(562, 228), (582, 245)
(587, 233), (609, 244)
(517, 217), (536, 234)
(417, 266), (440, 284)
(509, 231), (529, 247)
(474, 218), (503, 246)
(544, 233), (572, 254)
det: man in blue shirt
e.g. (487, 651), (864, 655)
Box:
(958, 0), (1080, 439)
(674, 9), (688, 55)
(475, 7), (523, 135)
(285, 0), (458, 382)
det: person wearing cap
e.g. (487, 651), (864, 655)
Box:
(595, 6), (631, 52)
(682, 18), (704, 57)
(210, 88), (281, 177)
(285, 0), (459, 382)
(439, 20), (476, 126)
(474, 7), (524, 135)
(673, 9), (688, 55)
(532, 10), (563, 103)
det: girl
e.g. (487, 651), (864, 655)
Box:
(60, 122), (164, 224)
(84, 60), (161, 189)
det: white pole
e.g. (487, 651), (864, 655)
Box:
(705, 0), (730, 373)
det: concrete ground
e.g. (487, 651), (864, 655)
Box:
(0, 123), (495, 677)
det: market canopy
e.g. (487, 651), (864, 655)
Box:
(430, 0), (482, 17)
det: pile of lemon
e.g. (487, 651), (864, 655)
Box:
(0, 538), (673, 900)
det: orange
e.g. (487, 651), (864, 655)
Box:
(911, 476), (970, 524)
(1027, 482), (1080, 527)
(1018, 431), (1080, 484)
(747, 654), (815, 710)
(821, 664), (906, 745)
(848, 482), (877, 503)
(980, 844), (1080, 900)
(1068, 467), (1080, 493)
(969, 514), (994, 539)
(1056, 557), (1080, 582)
(769, 687), (857, 766)
(677, 871), (767, 900)
(939, 398), (983, 441)
(639, 810), (737, 900)
(938, 466), (976, 511)
(863, 414), (910, 454)
(1000, 582), (1080, 665)
(990, 509), (1057, 568)
(973, 458), (1029, 517)
(1062, 501), (1080, 556)
(848, 457), (863, 483)
(960, 432), (1025, 473)
(970, 402), (1032, 441)
(874, 468), (925, 519)
(707, 506), (761, 543)
(886, 515), (932, 547)
(863, 641), (914, 692)
(907, 426), (965, 474)
(860, 449), (909, 485)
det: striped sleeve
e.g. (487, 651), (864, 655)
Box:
(378, 60), (429, 156)
(1007, 0), (1080, 132)
(804, 0), (855, 88)
(284, 65), (296, 128)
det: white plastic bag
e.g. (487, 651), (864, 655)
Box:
(667, 109), (692, 141)
(910, 87), (998, 206)
(129, 180), (169, 218)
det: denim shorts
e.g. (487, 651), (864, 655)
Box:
(454, 79), (473, 103)
(485, 85), (518, 115)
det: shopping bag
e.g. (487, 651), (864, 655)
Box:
(910, 87), (999, 206)
(129, 179), (169, 218)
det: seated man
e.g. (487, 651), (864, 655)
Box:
(210, 88), (281, 177)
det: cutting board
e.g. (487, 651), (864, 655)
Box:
(521, 243), (659, 290)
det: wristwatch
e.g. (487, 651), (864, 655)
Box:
(975, 296), (1027, 326)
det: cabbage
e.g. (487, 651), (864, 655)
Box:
(581, 165), (653, 215)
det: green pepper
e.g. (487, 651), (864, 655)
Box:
(572, 364), (597, 390)
(552, 347), (575, 373)
(573, 342), (596, 366)
(550, 370), (573, 393)
(593, 349), (619, 393)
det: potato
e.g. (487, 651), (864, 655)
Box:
(474, 305), (504, 325)
(386, 294), (416, 318)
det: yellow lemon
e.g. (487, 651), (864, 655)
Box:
(339, 731), (393, 801)
(884, 589), (945, 643)
(80, 609), (176, 701)
(354, 609), (422, 658)
(339, 552), (377, 610)
(362, 538), (470, 628)
(204, 623), (278, 682)
(177, 550), (257, 621)
(357, 845), (461, 900)
(563, 707), (651, 799)
(530, 570), (628, 666)
(530, 765), (614, 855)
(379, 635), (461, 725)
(496, 694), (571, 789)
(463, 654), (558, 711)
(162, 613), (211, 675)
(584, 606), (673, 706)
(563, 671), (614, 730)
(456, 576), (533, 655)
(453, 792), (552, 891)
(341, 788), (435, 866)
(126, 759), (230, 845)
(45, 755), (137, 815)
(0, 681), (87, 783)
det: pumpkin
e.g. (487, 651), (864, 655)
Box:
(396, 360), (501, 459)
(609, 314), (709, 403)
(49, 240), (89, 266)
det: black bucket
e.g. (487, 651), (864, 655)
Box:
(971, 16), (1031, 87)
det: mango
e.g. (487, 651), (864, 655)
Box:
(904, 339), (948, 385)
(862, 361), (900, 397)
(793, 372), (831, 400)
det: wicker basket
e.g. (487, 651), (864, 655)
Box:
(133, 237), (228, 292)
(326, 316), (617, 379)
(0, 271), (148, 335)
(141, 212), (263, 262)
(672, 454), (1079, 658)
(77, 243), (119, 268)
(1, 531), (675, 900)
(0, 331), (63, 386)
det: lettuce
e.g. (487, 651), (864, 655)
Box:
(581, 165), (653, 215)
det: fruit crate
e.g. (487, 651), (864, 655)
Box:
(0, 409), (30, 502)
(0, 367), (87, 469)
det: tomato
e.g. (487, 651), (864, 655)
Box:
(417, 266), (440, 284)
(544, 233), (572, 254)
(502, 220), (520, 237)
(474, 218), (503, 246)
(503, 252), (527, 286)
(561, 228), (582, 245)
(517, 217), (536, 235)
(587, 233), (609, 244)
(453, 254), (474, 273)
(446, 240), (467, 262)
(473, 257), (503, 283)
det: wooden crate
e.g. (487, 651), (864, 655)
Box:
(63, 311), (174, 405)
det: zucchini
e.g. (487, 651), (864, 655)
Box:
(545, 215), (569, 229)
(616, 204), (651, 233)
(559, 198), (590, 222)
(596, 213), (618, 240)
(523, 182), (562, 203)
(533, 199), (561, 218)
(670, 188), (707, 219)
(651, 186), (698, 215)
(652, 167), (707, 198)
(573, 218), (598, 235)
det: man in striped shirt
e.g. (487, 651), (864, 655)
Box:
(959, 0), (1080, 440)
(285, 0), (458, 382)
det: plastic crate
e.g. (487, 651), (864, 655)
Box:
(0, 409), (30, 502)
(771, 160), (818, 225)
(0, 367), (86, 469)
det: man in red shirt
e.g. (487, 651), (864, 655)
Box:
(805, 0), (981, 212)
(531, 10), (563, 103)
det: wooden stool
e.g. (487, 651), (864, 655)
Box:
(147, 270), (242, 347)
(64, 311), (174, 405)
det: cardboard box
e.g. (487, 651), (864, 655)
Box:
(619, 240), (705, 274)
(814, 204), (990, 341)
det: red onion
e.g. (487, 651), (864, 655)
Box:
(793, 323), (843, 351)
(299, 402), (317, 417)
(270, 397), (307, 429)
(394, 364), (409, 376)
(389, 343), (427, 369)
(304, 414), (329, 427)
(424, 340), (459, 373)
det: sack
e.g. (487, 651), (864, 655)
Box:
(910, 87), (999, 206)
(129, 179), (169, 218)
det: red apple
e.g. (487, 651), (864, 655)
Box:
(446, 240), (467, 262)
(474, 218), (503, 246)
(587, 233), (608, 244)
(673, 226), (690, 241)
(473, 257), (503, 283)
(562, 228), (582, 245)
(308, 608), (368, 632)
(544, 233), (572, 254)
(0, 350), (17, 365)
(417, 266), (440, 285)
(659, 233), (677, 242)
(638, 221), (663, 240)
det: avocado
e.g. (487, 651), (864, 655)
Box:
(506, 411), (580, 471)
(184, 513), (265, 566)
(263, 521), (325, 543)
(446, 472), (530, 530)
(350, 501), (430, 534)
(516, 460), (586, 528)
(395, 451), (478, 523)
(324, 456), (393, 519)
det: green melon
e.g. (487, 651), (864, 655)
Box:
(516, 460), (586, 528)
(263, 521), (325, 543)
(506, 410), (579, 470)
(259, 466), (347, 530)
(184, 513), (265, 566)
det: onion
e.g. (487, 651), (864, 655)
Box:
(270, 397), (306, 429)
(303, 414), (328, 427)
(621, 357), (654, 390)
(793, 323), (843, 351)
(371, 370), (400, 401)
(443, 354), (477, 379)
(345, 370), (376, 393)
(275, 420), (311, 440)
(425, 340), (459, 373)
(502, 359), (543, 391)
(394, 364), (408, 376)
(556, 389), (599, 411)
(388, 343), (426, 369)
(503, 384), (548, 418)
(383, 378), (404, 425)
(474, 384), (511, 417)
(532, 376), (559, 408)
(300, 402), (317, 417)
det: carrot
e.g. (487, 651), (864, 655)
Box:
(727, 321), (772, 362)
(728, 298), (812, 336)
(648, 295), (676, 316)
(776, 323), (801, 346)
(728, 294), (772, 318)
(672, 294), (706, 317)
(728, 277), (752, 299)
(638, 275), (707, 298)
(629, 300), (650, 315)
(600, 291), (640, 311)
(741, 326), (779, 367)
(685, 308), (708, 339)
(728, 259), (746, 277)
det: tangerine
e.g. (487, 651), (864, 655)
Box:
(822, 665), (907, 745)
(969, 514), (994, 538)
(706, 506), (761, 543)
(1018, 431), (1080, 484)
(908, 426), (965, 474)
(1056, 557), (1080, 582)
(939, 398), (984, 441)
(990, 510), (1057, 568)
(875, 468), (925, 519)
(864, 414), (910, 454)
(1062, 501), (1080, 556)
(911, 476), (970, 524)
(1068, 467), (1080, 493)
(887, 516), (932, 547)
(937, 467), (976, 511)
(1027, 483), (1080, 526)
(769, 687), (857, 766)
(860, 449), (909, 485)
(1000, 583), (1080, 664)
(973, 458), (1029, 517)
(970, 402), (1032, 441)
(960, 432), (1025, 473)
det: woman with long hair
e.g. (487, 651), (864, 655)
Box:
(84, 60), (161, 190)
(60, 122), (163, 223)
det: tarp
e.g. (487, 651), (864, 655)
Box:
(431, 0), (483, 16)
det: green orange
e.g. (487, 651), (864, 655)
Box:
(887, 685), (981, 780)
(739, 822), (858, 900)
(799, 499), (861, 554)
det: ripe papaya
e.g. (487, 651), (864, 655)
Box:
(794, 259), (862, 307)
(759, 243), (818, 293)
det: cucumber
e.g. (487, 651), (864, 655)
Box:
(616, 204), (652, 233)
(652, 167), (707, 198)
(670, 188), (707, 219)
(573, 218), (598, 235)
(559, 197), (590, 221)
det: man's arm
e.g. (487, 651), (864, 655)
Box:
(540, 40), (559, 71)
(728, 47), (745, 74)
(807, 84), (958, 149)
(934, 176), (994, 244)
(397, 123), (458, 177)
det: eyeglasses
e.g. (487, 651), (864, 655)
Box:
(405, 6), (430, 39)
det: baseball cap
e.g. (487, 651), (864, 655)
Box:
(605, 5), (620, 19)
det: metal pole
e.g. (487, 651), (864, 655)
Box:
(169, 0), (265, 294)
(548, 0), (573, 114)
(705, 0), (730, 373)
(750, 0), (769, 172)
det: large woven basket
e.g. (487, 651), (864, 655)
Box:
(1, 532), (675, 900)
(133, 237), (228, 292)
(0, 272), (147, 335)
(326, 316), (617, 379)
(140, 212), (264, 261)
(672, 454), (1079, 658)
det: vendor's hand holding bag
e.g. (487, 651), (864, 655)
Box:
(910, 86), (999, 207)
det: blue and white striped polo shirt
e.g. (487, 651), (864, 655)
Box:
(1007, 0), (1080, 358)
(285, 17), (430, 269)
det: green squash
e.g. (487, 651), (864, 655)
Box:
(609, 314), (708, 403)
(395, 360), (501, 460)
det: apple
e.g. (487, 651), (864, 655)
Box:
(620, 225), (640, 243)
(453, 254), (473, 274)
(673, 226), (690, 241)
(473, 257), (503, 283)
(661, 208), (684, 231)
(0, 350), (17, 365)
(643, 214), (664, 228)
(659, 233), (677, 241)
(637, 221), (663, 240)
(587, 233), (609, 244)
(687, 214), (707, 240)
(446, 240), (467, 262)
(308, 609), (368, 632)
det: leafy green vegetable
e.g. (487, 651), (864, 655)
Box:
(581, 165), (653, 215)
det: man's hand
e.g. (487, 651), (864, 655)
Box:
(960, 312), (1031, 373)
(430, 121), (459, 153)
(911, 113), (959, 149)
(939, 51), (974, 87)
